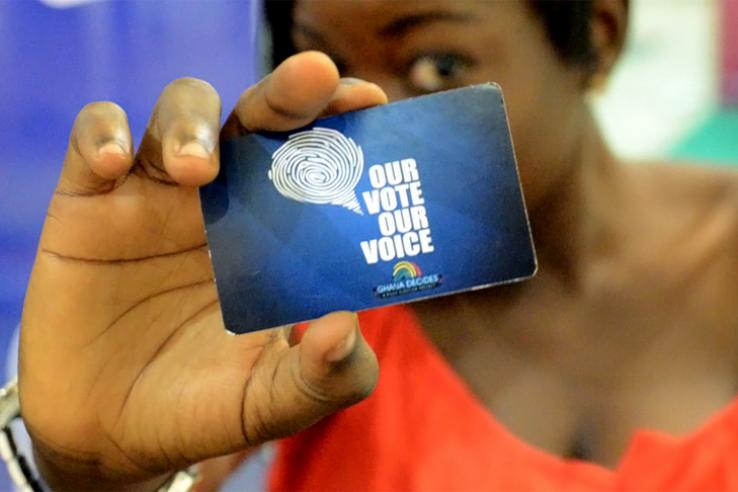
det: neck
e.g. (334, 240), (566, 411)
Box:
(527, 103), (622, 290)
(412, 102), (623, 333)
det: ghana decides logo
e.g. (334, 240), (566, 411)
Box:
(374, 261), (442, 299)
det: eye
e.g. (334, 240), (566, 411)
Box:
(407, 53), (471, 93)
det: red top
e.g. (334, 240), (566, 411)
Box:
(269, 305), (738, 491)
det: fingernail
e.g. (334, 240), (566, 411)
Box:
(325, 320), (358, 363)
(176, 140), (211, 159)
(340, 77), (365, 86)
(97, 141), (127, 156)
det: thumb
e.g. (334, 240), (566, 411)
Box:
(242, 311), (378, 445)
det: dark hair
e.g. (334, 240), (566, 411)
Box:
(264, 0), (599, 71)
(527, 1), (596, 69)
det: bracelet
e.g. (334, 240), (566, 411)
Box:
(0, 378), (42, 492)
(0, 378), (199, 492)
(157, 466), (200, 492)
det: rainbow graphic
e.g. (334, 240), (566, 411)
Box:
(392, 261), (423, 281)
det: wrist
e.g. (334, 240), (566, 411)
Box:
(3, 377), (198, 492)
(32, 444), (171, 492)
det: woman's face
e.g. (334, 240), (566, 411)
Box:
(292, 0), (590, 210)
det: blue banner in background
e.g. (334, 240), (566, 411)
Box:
(0, 3), (259, 485)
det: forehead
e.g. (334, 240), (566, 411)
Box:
(295, 0), (484, 20)
(293, 0), (530, 37)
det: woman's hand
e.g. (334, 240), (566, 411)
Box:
(19, 51), (386, 492)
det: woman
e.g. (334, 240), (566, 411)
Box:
(16, 1), (738, 490)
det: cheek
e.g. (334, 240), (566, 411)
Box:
(494, 78), (551, 205)
(491, 67), (582, 210)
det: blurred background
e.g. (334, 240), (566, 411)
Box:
(0, 0), (736, 488)
(592, 0), (738, 162)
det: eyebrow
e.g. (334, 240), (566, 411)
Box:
(377, 11), (477, 37)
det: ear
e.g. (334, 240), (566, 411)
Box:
(589, 0), (629, 88)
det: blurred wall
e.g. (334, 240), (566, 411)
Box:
(723, 0), (738, 105)
(592, 0), (720, 160)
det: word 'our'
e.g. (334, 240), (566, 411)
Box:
(360, 158), (434, 264)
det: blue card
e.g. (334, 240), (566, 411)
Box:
(201, 84), (537, 334)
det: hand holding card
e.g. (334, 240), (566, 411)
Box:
(21, 52), (384, 490)
(202, 84), (537, 334)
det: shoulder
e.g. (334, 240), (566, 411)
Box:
(627, 160), (738, 207)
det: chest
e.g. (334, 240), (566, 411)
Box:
(417, 270), (738, 466)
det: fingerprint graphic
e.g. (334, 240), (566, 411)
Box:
(268, 127), (364, 214)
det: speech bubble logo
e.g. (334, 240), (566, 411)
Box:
(268, 127), (364, 215)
